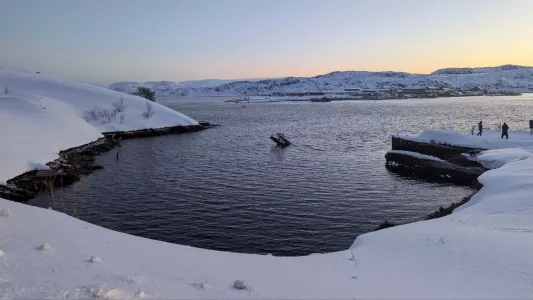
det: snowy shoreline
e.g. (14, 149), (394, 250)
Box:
(1, 124), (207, 202)
(3, 128), (533, 298)
(1, 70), (533, 298)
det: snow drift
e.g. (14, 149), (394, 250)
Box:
(388, 149), (444, 161)
(0, 69), (198, 183)
(399, 129), (533, 150)
(476, 148), (533, 169)
(0, 69), (198, 133)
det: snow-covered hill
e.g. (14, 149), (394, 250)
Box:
(0, 69), (197, 183)
(109, 78), (279, 96)
(109, 65), (533, 97)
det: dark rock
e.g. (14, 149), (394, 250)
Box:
(374, 220), (396, 231)
(425, 194), (473, 220)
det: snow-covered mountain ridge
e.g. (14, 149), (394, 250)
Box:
(109, 64), (533, 97)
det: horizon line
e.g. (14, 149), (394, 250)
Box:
(107, 63), (533, 84)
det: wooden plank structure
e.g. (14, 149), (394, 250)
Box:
(386, 136), (488, 185)
(391, 136), (485, 167)
(385, 152), (486, 185)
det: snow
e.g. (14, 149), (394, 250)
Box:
(399, 129), (533, 150)
(0, 69), (198, 133)
(232, 280), (250, 290)
(0, 94), (102, 183)
(1, 70), (533, 297)
(388, 150), (444, 161)
(0, 208), (12, 217)
(38, 243), (52, 251)
(89, 256), (103, 263)
(461, 152), (478, 161)
(109, 64), (533, 97)
(476, 148), (533, 169)
(0, 69), (198, 183)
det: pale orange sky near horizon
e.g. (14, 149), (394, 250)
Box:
(1, 0), (533, 83)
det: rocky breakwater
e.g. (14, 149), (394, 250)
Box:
(0, 124), (210, 202)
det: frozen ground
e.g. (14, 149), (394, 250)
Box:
(0, 71), (532, 298)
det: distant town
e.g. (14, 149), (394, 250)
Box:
(267, 86), (522, 102)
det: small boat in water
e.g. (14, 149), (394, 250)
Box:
(270, 133), (291, 147)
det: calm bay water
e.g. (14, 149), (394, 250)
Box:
(28, 95), (533, 256)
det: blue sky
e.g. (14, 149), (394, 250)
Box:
(1, 0), (532, 84)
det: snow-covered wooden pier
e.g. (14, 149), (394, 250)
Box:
(385, 150), (486, 185)
(386, 136), (487, 185)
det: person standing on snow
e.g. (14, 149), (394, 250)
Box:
(501, 122), (509, 139)
(477, 121), (483, 136)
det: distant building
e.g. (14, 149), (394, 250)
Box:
(361, 88), (393, 94)
(284, 91), (324, 96)
(402, 88), (427, 95)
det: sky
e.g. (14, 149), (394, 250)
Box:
(1, 0), (533, 84)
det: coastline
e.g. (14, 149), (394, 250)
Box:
(0, 124), (208, 202)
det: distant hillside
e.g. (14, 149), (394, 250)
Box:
(109, 65), (533, 97)
(179, 78), (279, 87)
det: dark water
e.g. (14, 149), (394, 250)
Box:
(28, 95), (533, 256)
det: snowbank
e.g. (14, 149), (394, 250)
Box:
(399, 129), (533, 149)
(0, 69), (198, 133)
(476, 148), (533, 169)
(0, 69), (198, 183)
(388, 150), (444, 161)
(0, 94), (102, 183)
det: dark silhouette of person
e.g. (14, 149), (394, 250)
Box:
(501, 122), (509, 139)
(477, 121), (483, 136)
